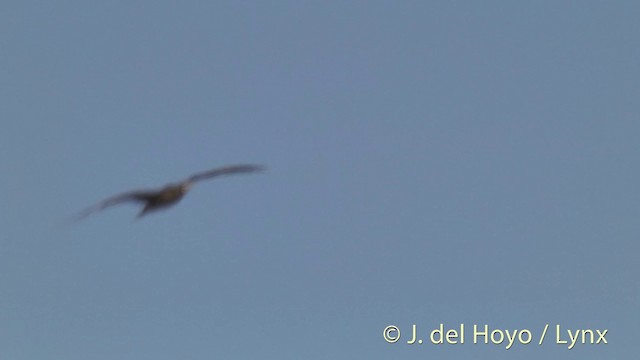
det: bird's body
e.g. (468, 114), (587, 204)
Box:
(135, 183), (190, 218)
(74, 164), (264, 221)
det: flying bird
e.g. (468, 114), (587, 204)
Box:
(74, 164), (265, 221)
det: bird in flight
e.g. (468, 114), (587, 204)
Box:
(74, 164), (265, 221)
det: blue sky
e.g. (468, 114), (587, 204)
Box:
(1, 1), (638, 359)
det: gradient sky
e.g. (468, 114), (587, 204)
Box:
(2, 1), (638, 359)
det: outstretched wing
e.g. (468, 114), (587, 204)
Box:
(73, 190), (159, 221)
(187, 164), (265, 183)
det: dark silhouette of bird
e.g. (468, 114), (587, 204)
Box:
(74, 164), (265, 221)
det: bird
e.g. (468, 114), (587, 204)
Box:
(73, 164), (265, 221)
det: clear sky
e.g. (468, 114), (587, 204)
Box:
(1, 1), (638, 359)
